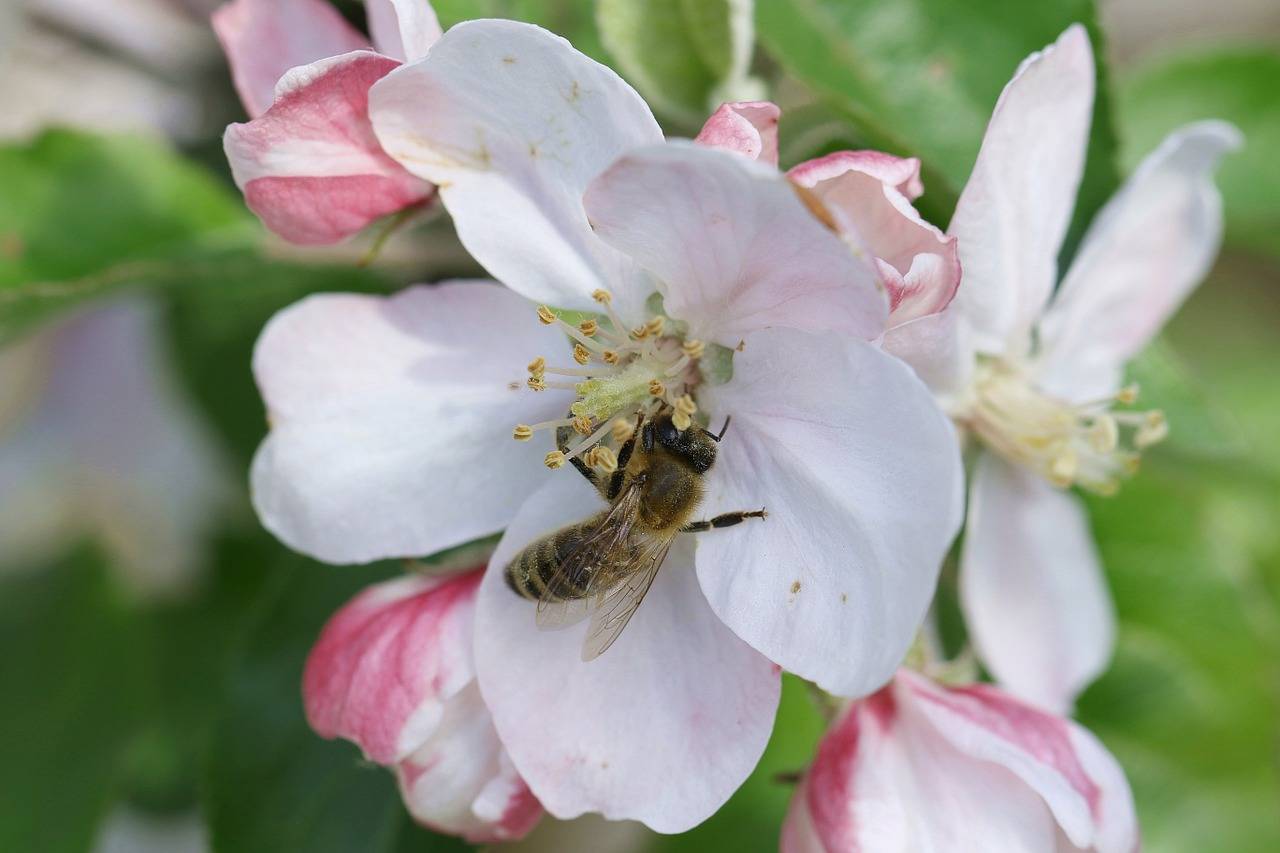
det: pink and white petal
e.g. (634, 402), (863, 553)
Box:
(788, 149), (924, 200)
(250, 282), (572, 564)
(902, 672), (1138, 853)
(695, 328), (964, 697)
(366, 0), (442, 64)
(397, 683), (542, 843)
(1035, 121), (1242, 402)
(960, 453), (1116, 715)
(584, 142), (887, 344)
(948, 24), (1095, 358)
(790, 160), (960, 326)
(224, 51), (433, 245)
(211, 0), (370, 118)
(369, 20), (662, 322)
(303, 571), (482, 765)
(694, 101), (781, 165)
(881, 305), (972, 400)
(784, 685), (1060, 852)
(474, 473), (781, 833)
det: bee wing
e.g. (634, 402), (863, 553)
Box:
(534, 482), (643, 632)
(579, 532), (675, 662)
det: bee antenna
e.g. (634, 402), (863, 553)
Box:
(706, 415), (732, 442)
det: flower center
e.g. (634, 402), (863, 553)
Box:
(513, 289), (706, 473)
(962, 360), (1167, 495)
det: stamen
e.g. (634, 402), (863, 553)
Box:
(573, 344), (591, 365)
(1135, 411), (1168, 449)
(536, 305), (557, 325)
(675, 394), (697, 416)
(602, 350), (620, 365)
(544, 451), (566, 469)
(512, 424), (534, 441)
(591, 289), (612, 305)
(672, 410), (692, 431)
(1089, 415), (1119, 453)
(611, 419), (635, 444)
(681, 339), (705, 359)
(648, 379), (666, 397)
(527, 356), (546, 375)
(579, 319), (599, 337)
(572, 415), (593, 435)
(1116, 384), (1140, 405)
(644, 316), (665, 337)
(562, 417), (619, 464)
(587, 445), (618, 473)
(527, 377), (546, 391)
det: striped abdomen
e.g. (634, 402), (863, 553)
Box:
(505, 518), (600, 602)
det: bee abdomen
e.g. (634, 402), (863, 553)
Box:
(504, 524), (594, 602)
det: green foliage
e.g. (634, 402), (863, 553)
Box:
(1116, 46), (1280, 258)
(432, 0), (607, 62)
(597, 0), (757, 125)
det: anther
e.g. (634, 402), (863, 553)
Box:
(544, 451), (566, 469)
(602, 350), (619, 365)
(589, 445), (618, 473)
(630, 325), (649, 341)
(572, 343), (591, 365)
(579, 319), (599, 337)
(527, 377), (547, 391)
(572, 415), (593, 435)
(1135, 411), (1168, 448)
(644, 316), (665, 337)
(675, 394), (697, 416)
(681, 339), (705, 359)
(611, 419), (635, 444)
(536, 305), (557, 325)
(1116, 384), (1140, 405)
(648, 379), (666, 397)
(672, 410), (692, 432)
(1049, 451), (1078, 487)
(592, 289), (612, 305)
(512, 424), (533, 441)
(527, 356), (546, 375)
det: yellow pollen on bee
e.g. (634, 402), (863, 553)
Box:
(579, 319), (599, 337)
(512, 424), (534, 441)
(681, 339), (705, 359)
(648, 379), (666, 397)
(544, 451), (566, 469)
(591, 289), (612, 305)
(536, 305), (557, 325)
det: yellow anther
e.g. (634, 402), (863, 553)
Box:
(590, 445), (618, 473)
(527, 376), (547, 391)
(536, 305), (557, 325)
(611, 419), (635, 444)
(675, 394), (697, 416)
(512, 424), (533, 441)
(648, 379), (666, 397)
(644, 316), (665, 337)
(602, 350), (619, 365)
(572, 415), (593, 435)
(1049, 451), (1078, 487)
(1089, 415), (1119, 453)
(527, 356), (546, 375)
(572, 343), (591, 365)
(1135, 411), (1168, 449)
(592, 289), (612, 305)
(672, 410), (692, 432)
(681, 339), (705, 359)
(579, 319), (599, 337)
(1116, 384), (1140, 405)
(630, 325), (649, 341)
(544, 451), (566, 469)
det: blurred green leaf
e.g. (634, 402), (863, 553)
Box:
(756, 0), (1120, 232)
(0, 130), (252, 339)
(597, 0), (757, 125)
(433, 0), (607, 62)
(1116, 46), (1280, 257)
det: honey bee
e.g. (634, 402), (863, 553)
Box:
(505, 411), (766, 661)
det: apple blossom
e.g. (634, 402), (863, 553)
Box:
(304, 567), (542, 842)
(782, 669), (1138, 852)
(250, 19), (963, 832)
(214, 0), (439, 244)
(0, 297), (228, 598)
(898, 24), (1240, 713)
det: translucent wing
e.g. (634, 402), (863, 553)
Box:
(534, 482), (643, 631)
(579, 532), (675, 662)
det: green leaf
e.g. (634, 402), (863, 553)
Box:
(0, 130), (252, 338)
(756, 0), (1120, 229)
(596, 0), (757, 124)
(1116, 47), (1280, 257)
(432, 0), (608, 63)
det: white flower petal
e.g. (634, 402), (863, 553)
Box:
(948, 24), (1094, 358)
(250, 282), (570, 564)
(881, 307), (971, 400)
(695, 328), (964, 697)
(1035, 121), (1242, 401)
(583, 142), (887, 344)
(369, 20), (663, 322)
(474, 473), (781, 833)
(960, 453), (1115, 714)
(366, 0), (442, 64)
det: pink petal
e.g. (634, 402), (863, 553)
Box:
(1035, 121), (1241, 402)
(960, 453), (1115, 714)
(369, 20), (662, 323)
(788, 149), (924, 200)
(211, 0), (370, 118)
(366, 0), (442, 64)
(789, 153), (960, 328)
(947, 24), (1095, 359)
(250, 282), (572, 564)
(304, 569), (542, 842)
(583, 142), (887, 344)
(694, 100), (781, 165)
(695, 328), (964, 698)
(474, 473), (781, 833)
(224, 51), (433, 245)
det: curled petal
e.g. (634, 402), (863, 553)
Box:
(695, 328), (964, 697)
(788, 149), (924, 200)
(584, 142), (887, 344)
(694, 100), (781, 165)
(474, 474), (781, 833)
(212, 0), (370, 118)
(370, 20), (662, 322)
(960, 453), (1115, 714)
(1035, 120), (1241, 401)
(948, 24), (1095, 358)
(366, 0), (442, 64)
(250, 282), (571, 564)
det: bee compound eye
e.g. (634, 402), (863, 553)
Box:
(658, 421), (679, 445)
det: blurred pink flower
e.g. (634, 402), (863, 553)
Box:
(782, 670), (1139, 853)
(909, 24), (1239, 713)
(214, 0), (438, 244)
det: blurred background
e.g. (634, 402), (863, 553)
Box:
(0, 1), (1276, 851)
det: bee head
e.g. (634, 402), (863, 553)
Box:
(641, 413), (718, 473)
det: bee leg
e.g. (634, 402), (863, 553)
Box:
(556, 422), (600, 489)
(682, 508), (768, 533)
(604, 426), (640, 501)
